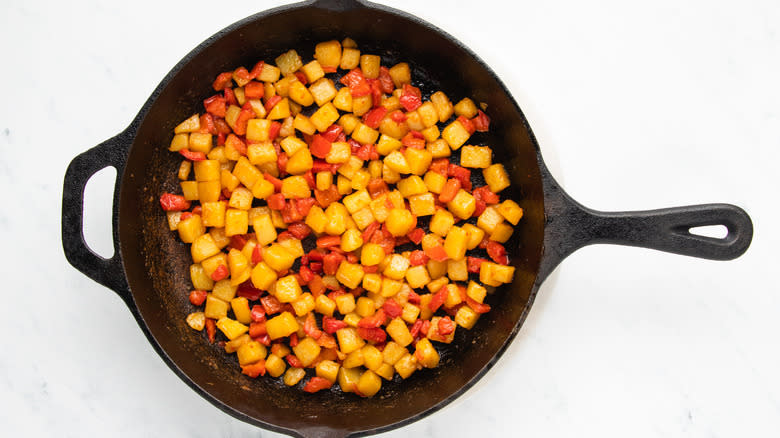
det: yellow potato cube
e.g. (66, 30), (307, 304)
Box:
(283, 365), (305, 385)
(351, 207), (375, 230)
(232, 157), (262, 189)
(188, 132), (212, 154)
(462, 223), (485, 250)
(429, 209), (455, 236)
(236, 341), (266, 366)
(337, 156), (364, 180)
(380, 278), (403, 298)
(362, 273), (382, 293)
(253, 214), (277, 246)
(340, 229), (364, 252)
(286, 148), (313, 175)
(227, 187), (252, 210)
(166, 211), (181, 231)
(417, 101), (439, 128)
(355, 296), (376, 317)
(291, 293), (315, 317)
(397, 175), (427, 197)
(447, 189), (476, 219)
(332, 293), (356, 316)
(497, 199), (524, 225)
(336, 261), (365, 289)
(388, 62), (411, 88)
(427, 276), (448, 294)
(178, 215), (205, 243)
(414, 338), (440, 368)
(180, 181), (199, 201)
(376, 134), (402, 156)
(352, 123), (379, 145)
(444, 226), (467, 260)
(266, 311), (300, 340)
(358, 54), (379, 78)
(211, 279), (236, 302)
(381, 341), (406, 366)
(427, 316), (456, 343)
(267, 97), (291, 120)
(401, 302), (421, 324)
(460, 145), (492, 168)
(247, 98), (267, 118)
(315, 171), (332, 191)
(466, 280), (487, 303)
(293, 336), (321, 367)
(336, 327), (365, 354)
(403, 147), (433, 176)
(394, 353), (418, 379)
(255, 63), (279, 82)
(216, 317), (248, 341)
(201, 201), (227, 228)
(427, 139), (451, 158)
(483, 163), (511, 193)
(409, 193), (436, 217)
(288, 80), (314, 106)
(224, 209), (249, 237)
(301, 60), (325, 83)
(454, 97), (478, 118)
(279, 136), (306, 156)
(281, 175), (311, 199)
(382, 162), (401, 184)
(250, 262), (276, 291)
(186, 312), (206, 331)
(325, 141), (351, 164)
(490, 223), (514, 243)
(262, 244), (296, 272)
(314, 40), (342, 68)
(193, 160), (220, 182)
(191, 234), (220, 263)
(447, 257), (468, 282)
(293, 113), (317, 135)
(274, 275), (302, 303)
(405, 265), (431, 289)
(316, 360), (340, 383)
(385, 208), (415, 237)
(246, 119), (272, 142)
(423, 171), (447, 194)
(441, 119), (471, 150)
(444, 283), (462, 308)
(340, 47), (361, 70)
(207, 146), (228, 163)
(339, 114), (360, 135)
(310, 102), (340, 132)
(491, 263), (516, 284)
(338, 367), (361, 393)
(247, 142), (276, 168)
(170, 133), (189, 151)
(305, 205), (328, 234)
(333, 87), (353, 112)
(178, 160), (192, 180)
(386, 317), (413, 347)
(275, 49), (303, 76)
(225, 105), (241, 130)
(204, 295), (228, 319)
(197, 180), (221, 203)
(315, 294), (337, 317)
(343, 189), (371, 213)
(477, 206), (504, 234)
(455, 305), (480, 329)
(309, 78), (338, 107)
(355, 369), (381, 396)
(324, 203), (348, 235)
(359, 242), (385, 266)
(383, 151), (411, 174)
(430, 91), (454, 123)
(420, 125), (440, 142)
(479, 262), (502, 287)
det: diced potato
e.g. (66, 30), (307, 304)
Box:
(315, 294), (337, 317)
(336, 261), (364, 289)
(216, 317), (248, 341)
(275, 49), (303, 76)
(316, 360), (340, 383)
(267, 97), (291, 120)
(462, 223), (485, 250)
(423, 171), (447, 194)
(338, 367), (361, 393)
(491, 263), (516, 284)
(479, 262), (501, 287)
(460, 145), (492, 168)
(191, 234), (220, 263)
(187, 133), (212, 154)
(194, 160), (220, 182)
(310, 102), (340, 132)
(292, 336), (321, 367)
(228, 187), (252, 210)
(383, 254), (410, 282)
(447, 257), (468, 282)
(281, 175), (311, 198)
(355, 296), (375, 317)
(443, 283), (462, 308)
(335, 293), (357, 316)
(211, 279), (237, 302)
(178, 215), (205, 243)
(447, 189), (476, 220)
(429, 209), (455, 236)
(180, 181), (198, 201)
(443, 226), (467, 260)
(455, 305), (479, 329)
(441, 119), (471, 150)
(204, 295), (228, 319)
(259, 354), (281, 378)
(225, 208), (249, 236)
(388, 62), (411, 88)
(414, 338), (440, 368)
(170, 133), (189, 151)
(394, 353), (418, 379)
(340, 228), (364, 252)
(288, 80), (314, 106)
(405, 265), (431, 289)
(186, 312), (206, 331)
(396, 175), (426, 198)
(333, 87), (353, 112)
(383, 151), (411, 174)
(382, 341), (406, 365)
(291, 293), (315, 317)
(343, 189), (371, 213)
(315, 40), (342, 68)
(385, 208), (414, 237)
(266, 311), (300, 340)
(352, 123), (379, 145)
(337, 156), (364, 180)
(253, 214), (277, 246)
(201, 201), (227, 228)
(430, 91), (454, 123)
(483, 163), (511, 193)
(309, 78), (338, 107)
(466, 280), (487, 303)
(305, 205), (328, 234)
(409, 193), (436, 216)
(166, 211), (182, 231)
(376, 134), (402, 156)
(477, 206), (504, 234)
(293, 113), (317, 135)
(197, 180), (221, 203)
(404, 147), (433, 176)
(427, 316), (455, 343)
(454, 98), (478, 118)
(380, 278), (403, 298)
(262, 244), (296, 272)
(232, 157), (262, 189)
(420, 125), (440, 142)
(324, 202), (348, 235)
(237, 341), (266, 366)
(340, 47), (361, 70)
(427, 139), (451, 158)
(362, 273), (382, 293)
(336, 327), (365, 354)
(360, 54), (381, 78)
(283, 365), (305, 385)
(386, 317), (413, 347)
(274, 275), (302, 303)
(490, 222), (514, 243)
(497, 199), (524, 225)
(301, 60), (325, 83)
(326, 141), (351, 164)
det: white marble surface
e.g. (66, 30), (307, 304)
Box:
(1, 0), (778, 436)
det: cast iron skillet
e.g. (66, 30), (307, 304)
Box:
(61, 0), (754, 436)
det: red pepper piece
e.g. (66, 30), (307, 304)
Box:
(261, 295), (283, 315)
(309, 134), (332, 159)
(285, 355), (303, 368)
(203, 94), (227, 118)
(205, 318), (216, 343)
(467, 256), (489, 273)
(472, 110), (490, 132)
(389, 110), (407, 122)
(429, 158), (450, 176)
(210, 265), (229, 281)
(438, 178), (461, 203)
(269, 121), (282, 141)
(408, 228), (424, 245)
(233, 66), (252, 84)
(251, 245), (263, 264)
(314, 185), (340, 208)
(244, 81), (265, 99)
(399, 84), (422, 111)
(322, 66), (338, 73)
(424, 245), (449, 262)
(159, 193), (191, 211)
(357, 327), (387, 343)
(366, 179), (389, 198)
(287, 222), (312, 240)
(267, 193), (286, 210)
(322, 252), (345, 276)
(322, 316), (348, 334)
(189, 290), (207, 306)
(409, 250), (429, 266)
(370, 79), (383, 107)
(229, 234), (249, 250)
(303, 376), (333, 393)
(233, 103), (254, 136)
(264, 95), (282, 112)
(382, 299), (403, 319)
(466, 295), (491, 314)
(358, 309), (387, 328)
(429, 287), (448, 312)
(212, 72), (233, 91)
(303, 313), (323, 340)
(225, 134), (247, 156)
(308, 274), (325, 297)
(289, 333), (299, 347)
(456, 115), (476, 135)
(237, 282), (262, 301)
(378, 66), (395, 93)
(281, 201), (303, 223)
(241, 360), (266, 378)
(250, 305), (266, 323)
(198, 114), (216, 135)
(178, 148), (207, 162)
(473, 186), (500, 204)
(407, 290), (422, 305)
(322, 124), (344, 142)
(249, 60), (265, 79)
(473, 198), (487, 217)
(224, 87), (238, 106)
(317, 332), (338, 349)
(249, 320), (267, 338)
(486, 241), (509, 265)
(401, 132), (425, 149)
(296, 197), (316, 217)
(316, 235), (341, 248)
(438, 316), (455, 336)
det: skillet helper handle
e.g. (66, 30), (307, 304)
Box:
(585, 203), (753, 260)
(62, 131), (132, 302)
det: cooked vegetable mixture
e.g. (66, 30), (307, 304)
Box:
(160, 38), (522, 396)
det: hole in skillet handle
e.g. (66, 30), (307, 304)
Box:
(83, 166), (118, 259)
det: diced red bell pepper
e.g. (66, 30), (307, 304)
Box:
(429, 159), (449, 176)
(407, 290), (422, 305)
(199, 113), (216, 135)
(310, 134), (332, 159)
(252, 246), (263, 264)
(293, 71), (308, 85)
(178, 148), (207, 162)
(353, 144), (372, 161)
(277, 152), (289, 175)
(303, 313), (323, 340)
(438, 316), (455, 336)
(357, 327), (387, 344)
(322, 124), (344, 142)
(205, 318), (216, 343)
(473, 186), (500, 204)
(378, 66), (395, 93)
(429, 287), (448, 312)
(303, 376), (333, 393)
(472, 110), (490, 132)
(295, 197), (316, 216)
(224, 87), (238, 106)
(466, 295), (491, 314)
(370, 80), (383, 107)
(289, 332), (299, 347)
(233, 103), (254, 136)
(249, 60), (265, 79)
(382, 299), (403, 318)
(269, 121), (282, 141)
(285, 355), (303, 368)
(159, 193), (191, 211)
(316, 235), (341, 248)
(212, 72), (233, 91)
(288, 222), (312, 240)
(263, 173), (283, 192)
(389, 110), (407, 122)
(225, 134), (247, 156)
(322, 316), (348, 334)
(438, 178), (461, 203)
(189, 290), (207, 306)
(250, 305), (266, 322)
(314, 185), (340, 208)
(408, 228), (424, 245)
(281, 201), (303, 223)
(241, 360), (266, 378)
(322, 66), (337, 73)
(210, 265), (229, 281)
(267, 193), (286, 210)
(214, 118), (232, 135)
(229, 234), (249, 250)
(486, 241), (509, 265)
(401, 132), (425, 149)
(473, 199), (487, 217)
(264, 95), (282, 112)
(308, 274), (325, 297)
(409, 250), (429, 266)
(312, 159), (338, 174)
(244, 81), (264, 99)
(358, 309), (387, 328)
(467, 256), (488, 273)
(261, 295), (283, 315)
(456, 115), (475, 135)
(237, 282), (263, 301)
(180, 212), (193, 221)
(361, 221), (381, 243)
(366, 179), (389, 198)
(203, 94), (227, 118)
(233, 66), (252, 84)
(448, 163), (471, 186)
(340, 69), (371, 97)
(399, 84), (422, 111)
(299, 265), (315, 284)
(346, 253), (358, 264)
(322, 252), (345, 276)
(303, 169), (316, 188)
(249, 320), (267, 338)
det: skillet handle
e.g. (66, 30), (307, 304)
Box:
(62, 131), (132, 303)
(538, 178), (753, 282)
